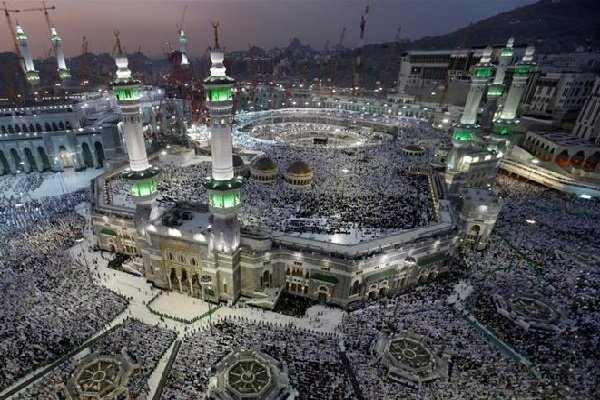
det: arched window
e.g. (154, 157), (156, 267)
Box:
(168, 252), (174, 261)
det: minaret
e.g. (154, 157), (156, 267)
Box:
(110, 33), (159, 236)
(51, 26), (71, 81)
(446, 47), (493, 193)
(460, 46), (494, 126)
(482, 38), (514, 129)
(179, 29), (189, 66)
(500, 45), (536, 121)
(204, 22), (242, 302)
(16, 24), (40, 85)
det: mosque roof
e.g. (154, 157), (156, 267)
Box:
(287, 160), (312, 175)
(251, 156), (277, 172)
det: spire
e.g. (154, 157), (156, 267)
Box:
(209, 22), (227, 78)
(15, 23), (26, 40)
(479, 45), (493, 64)
(114, 30), (124, 55)
(522, 45), (535, 63)
(113, 31), (132, 81)
(51, 26), (60, 41)
(212, 20), (220, 48)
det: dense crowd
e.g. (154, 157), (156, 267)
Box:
(0, 174), (90, 243)
(109, 114), (444, 241)
(458, 174), (600, 398)
(162, 318), (355, 400)
(16, 318), (176, 399)
(0, 212), (128, 390)
(340, 283), (538, 399)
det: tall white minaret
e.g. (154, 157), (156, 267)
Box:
(500, 45), (535, 121)
(179, 29), (189, 66)
(16, 24), (40, 85)
(446, 46), (493, 188)
(51, 26), (71, 81)
(111, 34), (159, 236)
(460, 46), (494, 126)
(482, 38), (515, 129)
(204, 22), (242, 303)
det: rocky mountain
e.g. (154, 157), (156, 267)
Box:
(410, 0), (599, 53)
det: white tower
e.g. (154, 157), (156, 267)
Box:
(460, 46), (494, 126)
(16, 25), (40, 85)
(482, 38), (514, 130)
(204, 22), (242, 303)
(179, 29), (189, 66)
(494, 37), (514, 86)
(111, 35), (159, 236)
(500, 45), (536, 121)
(51, 26), (71, 81)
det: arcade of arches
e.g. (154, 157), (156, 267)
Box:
(523, 137), (600, 172)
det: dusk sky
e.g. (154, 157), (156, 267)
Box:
(1, 0), (536, 58)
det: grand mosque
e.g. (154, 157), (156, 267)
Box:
(86, 28), (516, 310)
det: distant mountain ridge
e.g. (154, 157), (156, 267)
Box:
(410, 0), (599, 52)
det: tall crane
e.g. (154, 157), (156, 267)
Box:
(20, 1), (55, 40)
(247, 43), (257, 110)
(316, 39), (329, 93)
(352, 4), (370, 96)
(1, 2), (23, 68)
(80, 35), (90, 85)
(330, 27), (345, 93)
(176, 4), (189, 67)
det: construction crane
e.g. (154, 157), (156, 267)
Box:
(315, 39), (329, 93)
(330, 27), (345, 94)
(379, 26), (401, 90)
(80, 35), (89, 85)
(20, 1), (55, 39)
(352, 4), (370, 96)
(176, 3), (187, 33)
(1, 2), (23, 66)
(247, 43), (257, 110)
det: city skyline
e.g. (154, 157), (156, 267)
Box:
(0, 0), (535, 58)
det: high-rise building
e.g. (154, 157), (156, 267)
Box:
(572, 77), (600, 143)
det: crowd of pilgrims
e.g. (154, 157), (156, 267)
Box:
(108, 114), (444, 240)
(457, 174), (600, 398)
(341, 284), (538, 399)
(16, 318), (176, 399)
(162, 318), (355, 400)
(0, 174), (89, 239)
(0, 211), (128, 391)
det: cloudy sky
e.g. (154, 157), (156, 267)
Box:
(1, 0), (536, 58)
